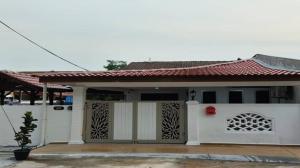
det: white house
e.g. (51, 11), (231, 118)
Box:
(1, 54), (300, 146)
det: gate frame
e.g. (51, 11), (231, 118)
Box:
(83, 100), (187, 144)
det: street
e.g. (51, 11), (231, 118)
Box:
(3, 157), (300, 168)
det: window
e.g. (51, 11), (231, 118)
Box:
(256, 90), (270, 103)
(229, 91), (243, 103)
(141, 93), (178, 101)
(202, 91), (216, 104)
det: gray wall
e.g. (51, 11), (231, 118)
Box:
(189, 87), (275, 104)
(125, 88), (187, 101)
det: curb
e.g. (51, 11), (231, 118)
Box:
(30, 152), (300, 164)
(0, 152), (13, 156)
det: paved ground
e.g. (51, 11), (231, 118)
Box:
(3, 144), (300, 167)
(6, 157), (300, 168)
(0, 155), (14, 168)
(33, 144), (300, 159)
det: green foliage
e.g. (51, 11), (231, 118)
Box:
(103, 60), (127, 70)
(14, 112), (38, 150)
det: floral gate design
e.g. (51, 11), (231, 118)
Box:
(158, 101), (186, 143)
(84, 101), (113, 143)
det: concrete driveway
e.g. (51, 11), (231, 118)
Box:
(8, 157), (300, 168)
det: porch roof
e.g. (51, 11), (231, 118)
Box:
(38, 59), (300, 83)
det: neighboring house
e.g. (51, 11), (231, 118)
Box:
(34, 54), (300, 146)
(253, 54), (300, 71)
(0, 70), (71, 105)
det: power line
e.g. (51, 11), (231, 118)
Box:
(0, 20), (89, 71)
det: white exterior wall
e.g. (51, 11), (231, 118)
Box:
(196, 104), (300, 145)
(0, 105), (71, 146)
(46, 106), (72, 144)
(0, 106), (42, 146)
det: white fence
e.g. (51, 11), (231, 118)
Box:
(0, 105), (71, 146)
(197, 104), (300, 145)
(2, 103), (300, 146)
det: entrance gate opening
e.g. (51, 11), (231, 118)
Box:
(84, 101), (186, 144)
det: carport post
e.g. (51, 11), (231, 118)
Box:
(0, 91), (4, 105)
(69, 86), (86, 144)
(39, 83), (48, 146)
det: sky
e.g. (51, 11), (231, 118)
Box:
(0, 0), (300, 71)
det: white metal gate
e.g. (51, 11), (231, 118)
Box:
(84, 101), (186, 143)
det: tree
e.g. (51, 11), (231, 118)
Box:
(103, 60), (127, 70)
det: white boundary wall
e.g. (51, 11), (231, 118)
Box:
(0, 106), (42, 146)
(0, 105), (71, 146)
(46, 106), (72, 144)
(194, 103), (300, 145)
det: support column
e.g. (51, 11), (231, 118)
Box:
(49, 91), (54, 105)
(40, 83), (47, 146)
(30, 90), (36, 105)
(59, 92), (63, 105)
(18, 90), (22, 103)
(0, 91), (5, 105)
(186, 101), (200, 145)
(69, 86), (86, 144)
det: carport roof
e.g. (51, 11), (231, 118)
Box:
(38, 59), (300, 83)
(0, 70), (70, 91)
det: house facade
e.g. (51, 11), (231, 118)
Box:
(36, 55), (300, 146)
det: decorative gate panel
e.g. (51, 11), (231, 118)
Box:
(157, 101), (186, 143)
(85, 101), (113, 143)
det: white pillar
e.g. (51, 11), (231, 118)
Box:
(39, 83), (47, 146)
(69, 86), (86, 144)
(186, 101), (200, 145)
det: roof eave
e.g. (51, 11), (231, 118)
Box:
(39, 75), (300, 83)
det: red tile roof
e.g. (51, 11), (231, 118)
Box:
(38, 59), (300, 82)
(0, 71), (69, 90)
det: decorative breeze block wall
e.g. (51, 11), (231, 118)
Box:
(226, 113), (272, 132)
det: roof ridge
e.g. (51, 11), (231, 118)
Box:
(115, 59), (246, 72)
(128, 60), (228, 63)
